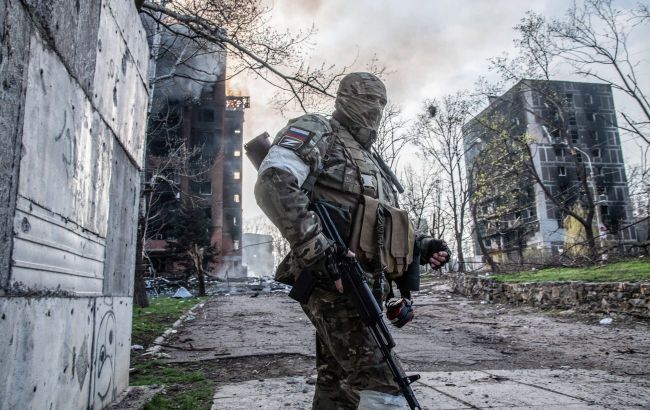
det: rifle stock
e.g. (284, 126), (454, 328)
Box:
(313, 201), (421, 410)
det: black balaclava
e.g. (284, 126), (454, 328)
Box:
(332, 72), (387, 150)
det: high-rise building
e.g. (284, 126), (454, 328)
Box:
(215, 96), (250, 279)
(143, 71), (249, 279)
(464, 79), (636, 264)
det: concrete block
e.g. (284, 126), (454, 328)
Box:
(93, 3), (148, 168)
(11, 197), (105, 295)
(90, 297), (133, 409)
(0, 297), (95, 410)
(102, 129), (139, 297)
(19, 31), (113, 238)
(0, 0), (32, 286)
(0, 296), (133, 410)
(104, 0), (149, 82)
(21, 0), (102, 95)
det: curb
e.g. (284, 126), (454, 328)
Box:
(142, 299), (207, 357)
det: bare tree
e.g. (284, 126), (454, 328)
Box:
(400, 165), (437, 232)
(549, 0), (649, 145)
(139, 0), (359, 113)
(375, 102), (409, 168)
(410, 92), (478, 271)
(626, 143), (650, 240)
(504, 1), (650, 145)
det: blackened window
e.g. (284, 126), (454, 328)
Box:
(592, 148), (600, 158)
(570, 130), (579, 143)
(568, 112), (577, 126)
(200, 109), (215, 122)
(558, 166), (567, 176)
(565, 93), (573, 106)
(191, 181), (212, 195)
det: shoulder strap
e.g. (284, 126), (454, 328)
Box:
(301, 129), (336, 192)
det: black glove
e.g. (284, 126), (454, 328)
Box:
(419, 237), (451, 268)
(307, 244), (346, 291)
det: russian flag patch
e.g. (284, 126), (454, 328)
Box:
(278, 126), (311, 150)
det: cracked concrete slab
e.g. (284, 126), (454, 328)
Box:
(212, 369), (649, 409)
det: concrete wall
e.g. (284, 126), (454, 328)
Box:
(0, 0), (148, 408)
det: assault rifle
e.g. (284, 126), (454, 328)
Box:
(312, 201), (422, 410)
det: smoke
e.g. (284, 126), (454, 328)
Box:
(143, 16), (226, 109)
(242, 233), (275, 278)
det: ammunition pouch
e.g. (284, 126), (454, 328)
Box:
(349, 195), (415, 280)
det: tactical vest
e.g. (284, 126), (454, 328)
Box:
(308, 119), (414, 279)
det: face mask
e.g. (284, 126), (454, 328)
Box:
(334, 93), (385, 148)
(355, 127), (377, 150)
(333, 73), (387, 149)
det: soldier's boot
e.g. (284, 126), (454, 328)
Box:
(357, 390), (407, 409)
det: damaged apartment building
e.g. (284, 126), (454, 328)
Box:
(141, 19), (249, 280)
(464, 80), (636, 265)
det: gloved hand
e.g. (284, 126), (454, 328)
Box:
(386, 298), (414, 328)
(307, 244), (348, 293)
(419, 237), (451, 269)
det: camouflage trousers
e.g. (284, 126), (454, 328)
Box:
(301, 286), (401, 409)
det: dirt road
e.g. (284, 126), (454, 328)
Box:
(157, 278), (650, 408)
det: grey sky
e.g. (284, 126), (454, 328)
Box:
(235, 0), (649, 220)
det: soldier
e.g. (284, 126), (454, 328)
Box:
(255, 72), (449, 409)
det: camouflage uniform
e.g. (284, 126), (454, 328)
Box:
(255, 73), (408, 409)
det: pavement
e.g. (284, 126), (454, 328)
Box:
(153, 281), (650, 409)
(212, 368), (650, 409)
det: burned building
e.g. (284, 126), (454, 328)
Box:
(464, 80), (635, 265)
(218, 96), (250, 279)
(143, 67), (250, 279)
